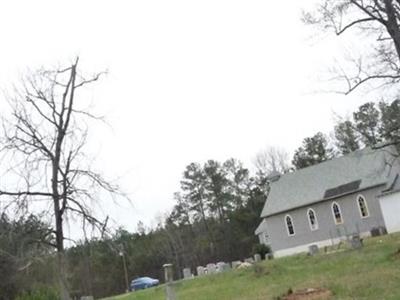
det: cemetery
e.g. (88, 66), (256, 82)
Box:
(104, 232), (400, 300)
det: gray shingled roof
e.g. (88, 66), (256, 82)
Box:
(261, 147), (398, 218)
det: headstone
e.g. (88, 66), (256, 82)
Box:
(206, 263), (217, 274)
(254, 254), (262, 262)
(216, 262), (222, 272)
(222, 262), (231, 271)
(244, 257), (254, 264)
(231, 261), (241, 269)
(196, 266), (205, 276)
(238, 262), (252, 269)
(217, 261), (230, 272)
(183, 267), (192, 279)
(371, 227), (380, 237)
(163, 263), (174, 282)
(308, 244), (319, 256)
(163, 263), (176, 300)
(371, 226), (387, 237)
(350, 235), (363, 249)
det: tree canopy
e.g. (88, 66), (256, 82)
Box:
(304, 0), (400, 94)
(292, 132), (334, 169)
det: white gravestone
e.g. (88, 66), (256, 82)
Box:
(244, 257), (254, 264)
(197, 266), (205, 276)
(206, 263), (217, 274)
(231, 261), (242, 269)
(216, 262), (226, 272)
(183, 267), (192, 279)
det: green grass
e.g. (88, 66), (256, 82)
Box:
(103, 233), (400, 300)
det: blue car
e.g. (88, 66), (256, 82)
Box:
(130, 277), (160, 291)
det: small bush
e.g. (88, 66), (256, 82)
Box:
(252, 243), (271, 259)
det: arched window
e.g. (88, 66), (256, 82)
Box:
(332, 202), (343, 224)
(357, 195), (369, 218)
(285, 215), (295, 236)
(307, 208), (318, 231)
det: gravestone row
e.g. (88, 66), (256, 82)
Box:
(186, 253), (267, 278)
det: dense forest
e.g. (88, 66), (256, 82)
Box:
(2, 99), (400, 299)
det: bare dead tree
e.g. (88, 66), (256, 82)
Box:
(303, 0), (400, 94)
(253, 146), (290, 177)
(0, 58), (125, 299)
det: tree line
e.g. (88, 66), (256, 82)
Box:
(0, 157), (269, 299)
(292, 99), (400, 169)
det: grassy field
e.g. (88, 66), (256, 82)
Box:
(104, 233), (400, 300)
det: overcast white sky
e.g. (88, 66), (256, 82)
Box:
(0, 1), (375, 236)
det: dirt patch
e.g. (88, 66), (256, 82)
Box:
(281, 288), (332, 300)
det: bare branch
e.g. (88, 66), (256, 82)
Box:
(0, 190), (52, 197)
(337, 17), (376, 34)
(74, 71), (107, 89)
(343, 73), (400, 94)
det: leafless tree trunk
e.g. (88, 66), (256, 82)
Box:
(303, 0), (400, 94)
(0, 58), (125, 299)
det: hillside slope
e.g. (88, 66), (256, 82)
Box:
(104, 233), (400, 300)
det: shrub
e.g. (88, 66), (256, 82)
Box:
(252, 243), (271, 259)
